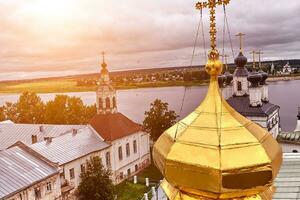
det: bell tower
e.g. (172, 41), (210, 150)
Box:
(96, 52), (118, 114)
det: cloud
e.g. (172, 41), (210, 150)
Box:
(0, 0), (299, 80)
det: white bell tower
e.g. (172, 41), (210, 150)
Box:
(96, 52), (118, 114)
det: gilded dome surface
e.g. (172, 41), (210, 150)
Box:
(153, 57), (282, 200)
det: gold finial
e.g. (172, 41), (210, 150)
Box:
(256, 51), (264, 69)
(196, 0), (230, 77)
(236, 32), (246, 53)
(101, 51), (107, 69)
(250, 51), (257, 70)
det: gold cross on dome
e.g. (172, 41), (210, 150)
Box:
(236, 32), (246, 53)
(196, 0), (231, 51)
(256, 51), (264, 69)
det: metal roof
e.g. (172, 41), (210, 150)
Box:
(30, 126), (110, 165)
(227, 96), (280, 117)
(0, 124), (86, 150)
(274, 153), (300, 199)
(0, 146), (58, 199)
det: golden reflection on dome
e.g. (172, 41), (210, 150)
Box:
(152, 2), (282, 198)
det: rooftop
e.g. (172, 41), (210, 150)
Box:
(30, 126), (110, 165)
(89, 113), (142, 142)
(0, 146), (58, 199)
(0, 123), (85, 150)
(227, 96), (280, 117)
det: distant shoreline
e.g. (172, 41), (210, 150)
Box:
(0, 75), (299, 95)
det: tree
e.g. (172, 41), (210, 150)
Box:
(0, 106), (5, 121)
(2, 102), (18, 122)
(143, 99), (178, 141)
(16, 92), (45, 123)
(77, 157), (115, 200)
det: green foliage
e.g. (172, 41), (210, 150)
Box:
(77, 157), (115, 200)
(16, 92), (45, 123)
(143, 99), (178, 141)
(116, 181), (149, 200)
(1, 92), (96, 124)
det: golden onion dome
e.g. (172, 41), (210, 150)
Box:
(152, 50), (282, 200)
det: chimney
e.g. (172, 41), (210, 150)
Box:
(31, 135), (38, 144)
(248, 73), (262, 107)
(72, 128), (78, 135)
(39, 125), (44, 133)
(46, 137), (53, 144)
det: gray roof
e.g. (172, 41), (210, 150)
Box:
(0, 124), (85, 150)
(227, 96), (280, 117)
(274, 153), (300, 199)
(31, 126), (110, 165)
(277, 131), (300, 145)
(0, 146), (58, 199)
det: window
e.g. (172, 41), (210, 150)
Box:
(120, 172), (124, 180)
(106, 97), (111, 108)
(237, 81), (242, 91)
(118, 146), (123, 160)
(126, 143), (130, 157)
(113, 97), (117, 108)
(46, 182), (52, 192)
(127, 168), (131, 176)
(19, 193), (23, 200)
(135, 164), (138, 172)
(70, 168), (75, 179)
(81, 164), (85, 173)
(93, 156), (101, 165)
(133, 140), (137, 153)
(34, 187), (41, 199)
(106, 152), (111, 167)
(99, 98), (103, 109)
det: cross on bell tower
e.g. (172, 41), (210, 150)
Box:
(236, 32), (245, 53)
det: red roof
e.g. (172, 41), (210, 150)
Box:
(89, 113), (142, 142)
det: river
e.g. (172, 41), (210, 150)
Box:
(0, 79), (299, 131)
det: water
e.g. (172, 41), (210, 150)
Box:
(0, 80), (299, 131)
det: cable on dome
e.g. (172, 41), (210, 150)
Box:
(223, 4), (235, 59)
(174, 10), (204, 140)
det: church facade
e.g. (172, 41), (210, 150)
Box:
(221, 52), (280, 138)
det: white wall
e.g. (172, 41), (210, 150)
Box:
(111, 131), (151, 184)
(7, 174), (61, 200)
(233, 77), (249, 96)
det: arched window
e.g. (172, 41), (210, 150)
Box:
(106, 152), (111, 168)
(99, 98), (103, 109)
(106, 97), (111, 109)
(113, 97), (117, 108)
(237, 81), (242, 91)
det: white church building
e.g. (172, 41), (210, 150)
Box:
(220, 52), (280, 138)
(0, 54), (151, 199)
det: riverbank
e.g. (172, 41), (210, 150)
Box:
(0, 74), (299, 94)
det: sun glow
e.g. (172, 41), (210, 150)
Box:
(24, 0), (77, 23)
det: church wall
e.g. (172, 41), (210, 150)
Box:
(61, 150), (108, 189)
(233, 77), (249, 96)
(111, 131), (151, 184)
(280, 142), (300, 153)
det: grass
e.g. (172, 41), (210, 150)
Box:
(115, 163), (163, 200)
(0, 79), (209, 94)
(116, 181), (149, 200)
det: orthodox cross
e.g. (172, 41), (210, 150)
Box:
(250, 51), (257, 70)
(196, 0), (230, 52)
(256, 51), (264, 69)
(102, 52), (106, 63)
(236, 33), (245, 53)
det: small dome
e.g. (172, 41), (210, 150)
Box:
(224, 71), (233, 85)
(248, 72), (262, 87)
(233, 52), (249, 77)
(259, 70), (268, 85)
(218, 75), (227, 88)
(234, 52), (247, 68)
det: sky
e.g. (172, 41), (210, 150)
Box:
(0, 0), (299, 80)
